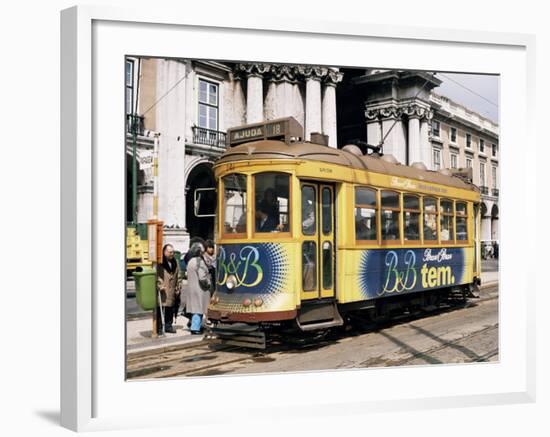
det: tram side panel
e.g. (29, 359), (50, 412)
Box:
(337, 246), (476, 304)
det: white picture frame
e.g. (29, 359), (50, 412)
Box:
(60, 5), (536, 432)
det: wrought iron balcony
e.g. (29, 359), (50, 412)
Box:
(480, 186), (489, 195)
(127, 113), (145, 136)
(492, 188), (499, 197)
(192, 126), (227, 148)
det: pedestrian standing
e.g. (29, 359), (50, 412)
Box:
(184, 242), (211, 334)
(156, 244), (181, 334)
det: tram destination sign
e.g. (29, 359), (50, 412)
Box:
(227, 117), (304, 146)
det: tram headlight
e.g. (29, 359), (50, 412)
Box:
(226, 275), (237, 291)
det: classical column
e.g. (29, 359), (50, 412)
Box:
(297, 66), (327, 141)
(236, 63), (270, 124)
(322, 83), (336, 147)
(408, 116), (420, 165)
(365, 108), (383, 148)
(247, 74), (263, 124)
(305, 76), (322, 140)
(321, 69), (343, 147)
(481, 214), (492, 242)
(264, 64), (298, 120)
(419, 117), (430, 166)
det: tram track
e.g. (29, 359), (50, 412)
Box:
(126, 293), (499, 379)
(362, 323), (499, 368)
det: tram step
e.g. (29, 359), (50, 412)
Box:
(296, 317), (344, 331)
(211, 323), (266, 349)
(296, 301), (344, 331)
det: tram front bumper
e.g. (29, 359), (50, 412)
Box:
(208, 308), (297, 323)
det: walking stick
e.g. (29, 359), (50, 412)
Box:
(157, 290), (165, 335)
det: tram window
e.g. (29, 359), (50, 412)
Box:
(423, 197), (438, 241)
(302, 186), (317, 235)
(381, 191), (401, 241)
(456, 202), (467, 215)
(302, 241), (317, 291)
(254, 173), (290, 233)
(404, 194), (420, 241)
(322, 187), (332, 235)
(456, 202), (468, 241)
(322, 241), (333, 289)
(440, 199), (454, 242)
(355, 187), (377, 241)
(222, 174), (247, 235)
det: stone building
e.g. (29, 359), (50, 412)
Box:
(336, 69), (499, 246)
(429, 93), (499, 245)
(126, 58), (342, 252)
(126, 59), (499, 253)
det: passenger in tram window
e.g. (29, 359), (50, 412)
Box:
(255, 206), (278, 232)
(355, 210), (376, 240)
(405, 223), (420, 240)
(259, 187), (280, 227)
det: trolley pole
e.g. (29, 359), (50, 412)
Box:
(151, 133), (160, 338)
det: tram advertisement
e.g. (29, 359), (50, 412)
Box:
(216, 243), (292, 294)
(213, 242), (295, 312)
(358, 247), (470, 299)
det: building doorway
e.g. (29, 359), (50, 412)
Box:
(186, 162), (216, 241)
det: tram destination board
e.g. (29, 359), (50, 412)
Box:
(227, 117), (304, 146)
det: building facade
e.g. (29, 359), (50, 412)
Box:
(126, 60), (499, 254)
(429, 93), (499, 246)
(126, 58), (343, 253)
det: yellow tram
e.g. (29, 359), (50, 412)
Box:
(207, 118), (481, 348)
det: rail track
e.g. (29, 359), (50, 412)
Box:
(126, 286), (498, 380)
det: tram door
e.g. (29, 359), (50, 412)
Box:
(300, 182), (335, 301)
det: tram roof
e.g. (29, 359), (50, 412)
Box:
(215, 140), (478, 192)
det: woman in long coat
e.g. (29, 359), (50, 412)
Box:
(184, 242), (211, 334)
(156, 244), (181, 334)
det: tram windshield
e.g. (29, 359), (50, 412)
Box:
(222, 174), (247, 234)
(254, 172), (290, 233)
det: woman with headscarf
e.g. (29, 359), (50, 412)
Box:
(156, 244), (181, 334)
(184, 242), (211, 334)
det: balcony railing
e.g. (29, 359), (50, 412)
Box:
(192, 126), (227, 148)
(127, 114), (145, 136)
(492, 188), (499, 197)
(480, 186), (489, 195)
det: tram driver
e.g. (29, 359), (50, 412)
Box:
(256, 206), (285, 232)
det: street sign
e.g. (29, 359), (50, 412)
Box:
(227, 117), (304, 146)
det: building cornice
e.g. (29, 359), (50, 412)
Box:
(233, 63), (343, 85)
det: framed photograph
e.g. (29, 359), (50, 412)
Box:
(61, 5), (535, 432)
